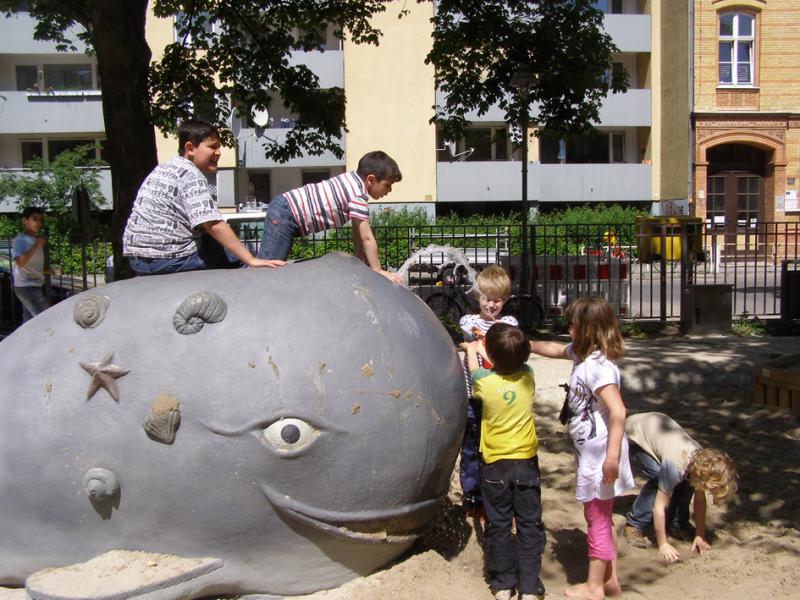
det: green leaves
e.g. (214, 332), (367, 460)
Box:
(0, 145), (105, 236)
(425, 0), (627, 141)
(148, 0), (388, 161)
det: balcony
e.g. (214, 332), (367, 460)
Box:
(0, 167), (112, 213)
(0, 12), (89, 54)
(0, 91), (105, 135)
(539, 163), (652, 202)
(436, 161), (652, 203)
(287, 49), (343, 89)
(603, 14), (651, 53)
(596, 89), (651, 127)
(236, 128), (344, 169)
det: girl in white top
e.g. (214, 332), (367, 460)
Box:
(531, 297), (634, 600)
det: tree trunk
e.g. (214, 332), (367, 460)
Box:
(88, 0), (157, 280)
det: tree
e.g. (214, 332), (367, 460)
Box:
(0, 145), (105, 237)
(425, 0), (628, 142)
(0, 0), (388, 279)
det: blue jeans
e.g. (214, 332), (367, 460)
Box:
(128, 234), (240, 276)
(482, 457), (546, 596)
(625, 445), (694, 532)
(256, 195), (299, 261)
(459, 399), (483, 509)
(14, 285), (50, 322)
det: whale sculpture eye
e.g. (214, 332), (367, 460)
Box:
(262, 418), (318, 453)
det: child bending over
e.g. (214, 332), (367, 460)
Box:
(623, 412), (737, 563)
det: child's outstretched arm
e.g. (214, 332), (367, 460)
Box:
(203, 221), (287, 268)
(529, 340), (568, 359)
(458, 340), (482, 373)
(692, 491), (710, 555)
(596, 384), (625, 484)
(653, 490), (681, 563)
(351, 219), (401, 284)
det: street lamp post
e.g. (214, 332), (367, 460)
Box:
(510, 65), (535, 299)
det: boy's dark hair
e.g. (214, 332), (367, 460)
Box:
(21, 206), (44, 219)
(357, 151), (402, 182)
(485, 323), (529, 374)
(178, 119), (220, 155)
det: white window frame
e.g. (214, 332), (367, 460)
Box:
(718, 11), (755, 87)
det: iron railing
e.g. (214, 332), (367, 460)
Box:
(2, 221), (798, 335)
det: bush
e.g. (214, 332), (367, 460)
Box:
(532, 204), (648, 256)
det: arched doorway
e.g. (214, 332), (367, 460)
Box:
(705, 143), (768, 250)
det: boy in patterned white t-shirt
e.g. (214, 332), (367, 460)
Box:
(123, 120), (285, 275)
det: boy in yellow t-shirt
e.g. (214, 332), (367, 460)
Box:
(462, 323), (545, 600)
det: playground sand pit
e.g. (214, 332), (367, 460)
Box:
(2, 337), (798, 599)
(300, 338), (800, 600)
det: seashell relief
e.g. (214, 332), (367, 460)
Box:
(73, 294), (110, 329)
(172, 291), (227, 334)
(143, 394), (181, 444)
(82, 468), (119, 500)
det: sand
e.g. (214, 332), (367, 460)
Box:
(2, 336), (798, 599)
(298, 335), (800, 600)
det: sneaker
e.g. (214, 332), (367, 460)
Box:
(624, 524), (650, 549)
(519, 594), (545, 600)
(494, 590), (513, 600)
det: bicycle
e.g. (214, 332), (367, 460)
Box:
(424, 262), (479, 325)
(502, 289), (545, 333)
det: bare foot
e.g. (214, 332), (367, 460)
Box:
(604, 578), (622, 596)
(564, 582), (604, 600)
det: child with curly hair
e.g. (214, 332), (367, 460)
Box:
(622, 412), (737, 563)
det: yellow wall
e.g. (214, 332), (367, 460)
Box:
(651, 0), (690, 201)
(343, 1), (436, 203)
(144, 9), (236, 170)
(144, 9), (181, 164)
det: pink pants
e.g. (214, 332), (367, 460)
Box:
(583, 498), (616, 561)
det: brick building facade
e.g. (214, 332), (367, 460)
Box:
(692, 0), (800, 246)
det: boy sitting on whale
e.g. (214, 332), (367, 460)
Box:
(123, 119), (285, 275)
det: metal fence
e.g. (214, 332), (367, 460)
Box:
(2, 220), (798, 335)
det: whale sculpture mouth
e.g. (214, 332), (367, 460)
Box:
(261, 486), (441, 544)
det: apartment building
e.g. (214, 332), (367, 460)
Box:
(1, 1), (689, 218)
(0, 10), (111, 212)
(692, 0), (800, 234)
(345, 0), (689, 218)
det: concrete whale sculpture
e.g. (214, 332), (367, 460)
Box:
(0, 253), (465, 597)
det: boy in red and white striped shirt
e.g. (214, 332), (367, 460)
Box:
(257, 151), (402, 284)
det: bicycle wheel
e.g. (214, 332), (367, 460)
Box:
(426, 292), (466, 325)
(503, 294), (544, 332)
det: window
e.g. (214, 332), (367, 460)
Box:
(248, 173), (271, 205)
(737, 176), (759, 228)
(16, 65), (38, 91)
(302, 171), (330, 186)
(459, 127), (511, 162)
(43, 64), (93, 91)
(611, 132), (625, 163)
(20, 141), (43, 165)
(718, 12), (754, 86)
(175, 12), (214, 45)
(47, 139), (97, 161)
(591, 0), (623, 13)
(706, 176), (726, 226)
(539, 131), (625, 164)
